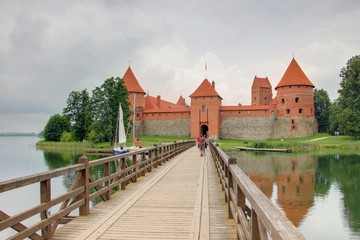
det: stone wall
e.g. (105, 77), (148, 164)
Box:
(143, 119), (191, 136)
(219, 115), (276, 140)
(220, 114), (317, 140)
(271, 117), (318, 139)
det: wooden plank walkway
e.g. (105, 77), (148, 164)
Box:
(53, 146), (236, 240)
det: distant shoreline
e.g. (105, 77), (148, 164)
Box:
(0, 132), (39, 137)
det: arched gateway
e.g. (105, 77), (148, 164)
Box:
(200, 124), (209, 137)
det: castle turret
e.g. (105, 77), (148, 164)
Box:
(189, 79), (222, 138)
(274, 58), (316, 136)
(122, 66), (146, 121)
(251, 76), (272, 106)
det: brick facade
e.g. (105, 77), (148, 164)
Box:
(122, 58), (317, 140)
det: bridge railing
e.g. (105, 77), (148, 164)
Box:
(0, 140), (195, 240)
(209, 141), (305, 240)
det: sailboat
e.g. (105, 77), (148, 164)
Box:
(113, 103), (129, 155)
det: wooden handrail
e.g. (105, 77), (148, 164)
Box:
(0, 140), (195, 240)
(209, 141), (306, 240)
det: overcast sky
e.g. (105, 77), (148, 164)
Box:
(0, 0), (359, 133)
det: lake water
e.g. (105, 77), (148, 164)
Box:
(0, 137), (359, 239)
(224, 149), (360, 240)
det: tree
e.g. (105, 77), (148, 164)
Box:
(314, 89), (331, 133)
(90, 77), (130, 143)
(336, 55), (360, 137)
(63, 89), (92, 141)
(43, 114), (71, 141)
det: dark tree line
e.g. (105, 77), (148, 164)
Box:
(314, 55), (360, 137)
(43, 77), (130, 143)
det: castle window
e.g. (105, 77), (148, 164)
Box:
(281, 98), (285, 103)
(291, 119), (295, 124)
(202, 105), (206, 112)
(295, 97), (299, 103)
(299, 108), (303, 114)
(286, 109), (290, 114)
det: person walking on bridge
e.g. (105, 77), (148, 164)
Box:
(199, 135), (206, 157)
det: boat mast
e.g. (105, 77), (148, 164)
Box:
(133, 93), (136, 139)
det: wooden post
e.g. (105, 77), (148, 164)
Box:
(251, 209), (260, 240)
(132, 154), (137, 182)
(40, 179), (51, 239)
(154, 144), (158, 168)
(141, 153), (146, 176)
(228, 156), (236, 219)
(78, 155), (90, 216)
(120, 157), (126, 190)
(104, 162), (110, 200)
(237, 185), (246, 214)
(158, 146), (163, 166)
(148, 149), (153, 172)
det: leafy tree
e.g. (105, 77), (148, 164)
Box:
(314, 89), (331, 133)
(336, 55), (360, 137)
(329, 101), (341, 134)
(43, 114), (71, 141)
(91, 77), (130, 143)
(63, 89), (92, 141)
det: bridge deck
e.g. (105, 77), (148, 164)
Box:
(53, 146), (236, 240)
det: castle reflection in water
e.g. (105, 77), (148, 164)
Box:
(225, 150), (316, 227)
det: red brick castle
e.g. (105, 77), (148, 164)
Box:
(122, 58), (317, 140)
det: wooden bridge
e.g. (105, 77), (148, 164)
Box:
(0, 141), (305, 240)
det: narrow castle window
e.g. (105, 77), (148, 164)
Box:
(281, 98), (285, 103)
(295, 97), (299, 103)
(299, 108), (303, 114)
(286, 109), (290, 114)
(202, 105), (206, 112)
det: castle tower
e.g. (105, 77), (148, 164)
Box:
(251, 76), (273, 106)
(189, 79), (222, 138)
(274, 58), (316, 136)
(122, 66), (146, 121)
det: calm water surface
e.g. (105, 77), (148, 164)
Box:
(0, 137), (359, 239)
(0, 137), (105, 239)
(225, 149), (360, 240)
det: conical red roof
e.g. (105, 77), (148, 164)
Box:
(189, 79), (222, 99)
(275, 58), (314, 89)
(122, 67), (146, 94)
(176, 95), (188, 106)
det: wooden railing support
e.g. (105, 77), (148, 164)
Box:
(104, 161), (111, 200)
(209, 141), (305, 240)
(78, 155), (90, 216)
(228, 156), (236, 219)
(40, 179), (51, 239)
(0, 140), (195, 239)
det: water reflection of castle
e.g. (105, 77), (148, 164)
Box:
(229, 151), (317, 227)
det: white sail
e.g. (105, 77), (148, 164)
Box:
(117, 103), (127, 144)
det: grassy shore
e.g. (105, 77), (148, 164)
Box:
(36, 135), (193, 151)
(216, 133), (360, 152)
(36, 133), (360, 153)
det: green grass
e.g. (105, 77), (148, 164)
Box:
(216, 133), (360, 152)
(37, 133), (360, 153)
(36, 135), (193, 151)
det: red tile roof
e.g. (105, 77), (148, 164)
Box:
(176, 95), (188, 107)
(253, 76), (272, 88)
(275, 58), (314, 89)
(144, 95), (189, 113)
(122, 67), (146, 94)
(189, 79), (222, 99)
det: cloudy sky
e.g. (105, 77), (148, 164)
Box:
(0, 0), (359, 133)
